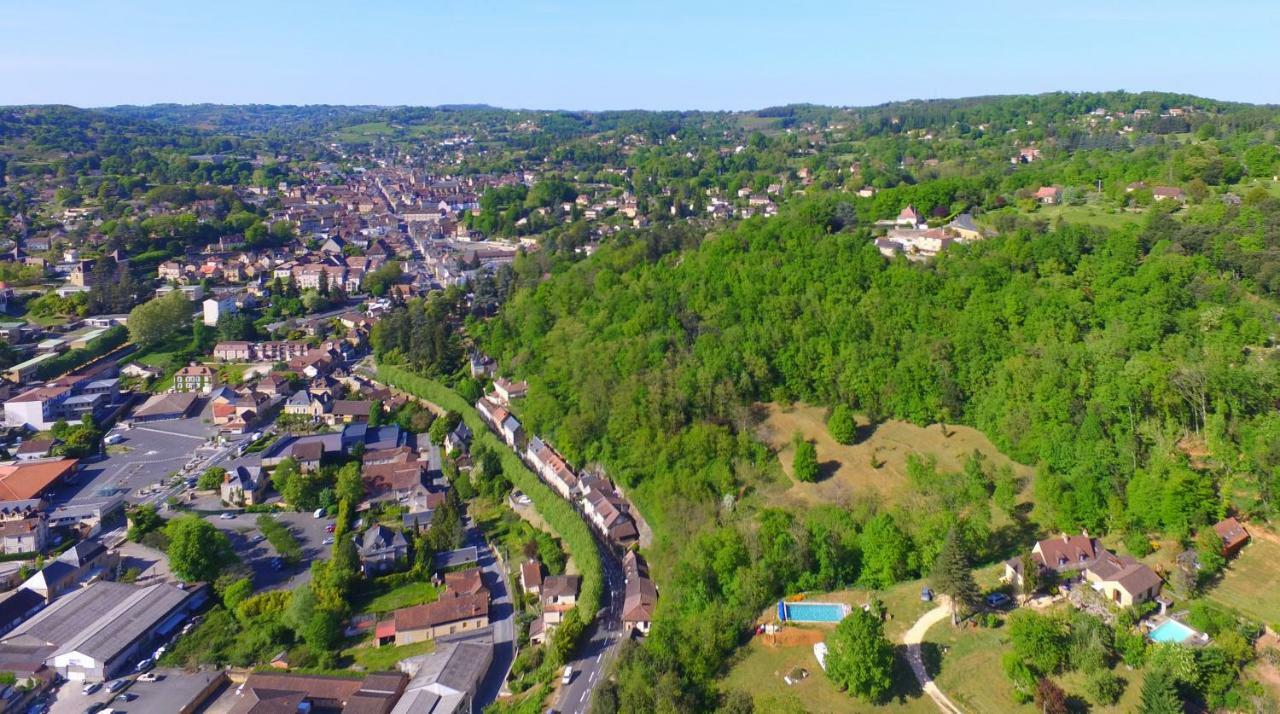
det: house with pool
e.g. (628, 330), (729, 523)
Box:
(1005, 532), (1163, 607)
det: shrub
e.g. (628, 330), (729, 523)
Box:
(1085, 669), (1125, 706)
(826, 405), (856, 444)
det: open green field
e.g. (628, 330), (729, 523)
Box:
(1206, 533), (1280, 627)
(1026, 203), (1145, 229)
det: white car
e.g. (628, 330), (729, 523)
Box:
(218, 512), (235, 520)
(561, 666), (573, 685)
(137, 672), (160, 683)
(322, 537), (335, 545)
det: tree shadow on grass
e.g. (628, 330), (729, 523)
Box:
(885, 644), (924, 704)
(816, 460), (841, 481)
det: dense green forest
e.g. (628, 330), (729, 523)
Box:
(474, 190), (1280, 710)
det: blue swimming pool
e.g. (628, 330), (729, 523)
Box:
(781, 602), (849, 623)
(1149, 619), (1198, 644)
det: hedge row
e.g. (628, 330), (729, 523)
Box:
(377, 363), (603, 620)
(35, 325), (129, 381)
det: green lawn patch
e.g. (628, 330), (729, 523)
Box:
(357, 578), (442, 615)
(1206, 535), (1280, 627)
(345, 639), (436, 671)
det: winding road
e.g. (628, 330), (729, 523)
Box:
(902, 600), (964, 714)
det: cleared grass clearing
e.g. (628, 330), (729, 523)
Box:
(758, 403), (1032, 510)
(1206, 530), (1280, 627)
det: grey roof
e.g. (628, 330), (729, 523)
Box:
(947, 212), (980, 232)
(360, 524), (407, 554)
(433, 547), (478, 570)
(3, 580), (194, 662)
(58, 539), (105, 567)
(393, 639), (494, 714)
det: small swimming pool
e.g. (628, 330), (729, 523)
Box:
(780, 601), (850, 623)
(1149, 619), (1198, 644)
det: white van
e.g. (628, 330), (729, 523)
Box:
(313, 508), (326, 519)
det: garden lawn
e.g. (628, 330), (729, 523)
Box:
(353, 577), (442, 615)
(1206, 535), (1280, 627)
(345, 639), (435, 671)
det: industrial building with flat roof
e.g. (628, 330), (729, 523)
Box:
(0, 579), (207, 681)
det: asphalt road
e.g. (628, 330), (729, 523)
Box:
(467, 518), (516, 710)
(555, 534), (628, 714)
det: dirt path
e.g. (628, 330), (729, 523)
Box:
(902, 601), (965, 714)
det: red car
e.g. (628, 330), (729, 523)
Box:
(325, 524), (335, 533)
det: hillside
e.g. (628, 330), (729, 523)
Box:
(474, 189), (1280, 710)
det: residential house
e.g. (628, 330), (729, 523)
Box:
(541, 575), (580, 626)
(445, 422), (472, 455)
(520, 561), (543, 596)
(492, 377), (527, 404)
(202, 295), (237, 327)
(325, 399), (371, 426)
(1152, 186), (1186, 202)
(358, 524), (410, 575)
(174, 364), (217, 393)
(1003, 533), (1103, 588)
(526, 437), (577, 500)
(220, 463), (268, 506)
(0, 499), (48, 554)
(582, 488), (639, 546)
(1034, 186), (1063, 205)
(499, 414), (523, 449)
(283, 390), (327, 420)
(380, 593), (490, 647)
(1084, 552), (1162, 607)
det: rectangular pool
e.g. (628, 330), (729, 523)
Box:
(783, 602), (849, 623)
(1148, 619), (1198, 644)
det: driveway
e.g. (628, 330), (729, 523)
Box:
(902, 600), (964, 714)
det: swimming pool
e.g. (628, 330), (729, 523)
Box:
(780, 602), (850, 623)
(1148, 619), (1198, 644)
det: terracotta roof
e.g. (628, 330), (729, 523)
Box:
(1033, 534), (1102, 571)
(393, 592), (489, 631)
(0, 459), (78, 501)
(1213, 517), (1250, 549)
(443, 567), (485, 597)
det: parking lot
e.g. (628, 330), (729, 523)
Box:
(205, 511), (337, 590)
(43, 667), (221, 714)
(49, 408), (251, 510)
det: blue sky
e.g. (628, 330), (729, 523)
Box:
(3, 0), (1277, 109)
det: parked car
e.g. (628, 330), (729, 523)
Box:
(114, 693), (135, 702)
(218, 512), (235, 520)
(107, 678), (130, 693)
(134, 658), (154, 672)
(985, 592), (1013, 609)
(322, 537), (334, 545)
(82, 683), (102, 696)
(137, 672), (160, 683)
(313, 508), (326, 519)
(325, 524), (336, 533)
